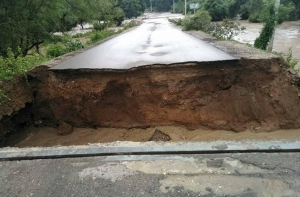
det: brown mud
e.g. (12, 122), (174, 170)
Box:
(1, 58), (300, 147)
(4, 126), (300, 148)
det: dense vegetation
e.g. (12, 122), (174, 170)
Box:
(1, 0), (298, 58)
(0, 0), (148, 58)
(0, 0), (146, 82)
(1, 0), (299, 81)
(173, 0), (299, 22)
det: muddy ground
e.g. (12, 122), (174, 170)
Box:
(4, 126), (300, 148)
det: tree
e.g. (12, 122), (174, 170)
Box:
(0, 0), (126, 57)
(203, 0), (228, 21)
(183, 10), (212, 31)
(254, 2), (276, 50)
(153, 0), (173, 12)
(0, 0), (63, 56)
(278, 1), (297, 22)
(227, 0), (248, 19)
(121, 0), (142, 18)
(91, 0), (124, 27)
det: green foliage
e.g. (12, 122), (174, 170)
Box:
(254, 3), (276, 50)
(203, 0), (228, 21)
(93, 22), (107, 31)
(121, 0), (142, 18)
(0, 0), (126, 58)
(46, 38), (84, 57)
(66, 40), (85, 53)
(92, 0), (125, 26)
(88, 30), (115, 44)
(227, 0), (248, 19)
(283, 48), (299, 69)
(123, 20), (141, 30)
(210, 19), (245, 40)
(0, 48), (48, 80)
(168, 18), (183, 26)
(248, 12), (262, 23)
(46, 44), (67, 58)
(0, 0), (59, 57)
(183, 10), (212, 31)
(278, 2), (296, 23)
(145, 0), (173, 12)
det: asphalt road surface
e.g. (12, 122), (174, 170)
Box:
(51, 14), (236, 70)
(1, 153), (300, 197)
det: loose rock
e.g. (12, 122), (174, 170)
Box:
(57, 121), (73, 136)
(149, 129), (171, 142)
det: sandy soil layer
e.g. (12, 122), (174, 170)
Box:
(4, 126), (300, 148)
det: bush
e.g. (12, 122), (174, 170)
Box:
(0, 47), (48, 80)
(46, 34), (72, 45)
(0, 47), (48, 105)
(209, 19), (245, 40)
(65, 40), (84, 53)
(283, 48), (299, 69)
(93, 22), (106, 31)
(46, 43), (66, 57)
(203, 0), (228, 21)
(123, 20), (141, 30)
(168, 18), (183, 26)
(88, 30), (115, 44)
(183, 10), (212, 31)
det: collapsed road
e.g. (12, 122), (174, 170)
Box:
(1, 12), (300, 197)
(1, 14), (300, 146)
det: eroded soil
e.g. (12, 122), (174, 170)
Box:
(1, 57), (300, 147)
(36, 59), (300, 132)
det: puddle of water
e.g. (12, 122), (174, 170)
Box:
(150, 52), (168, 56)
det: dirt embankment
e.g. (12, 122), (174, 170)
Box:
(0, 76), (33, 143)
(1, 58), (300, 144)
(0, 58), (300, 145)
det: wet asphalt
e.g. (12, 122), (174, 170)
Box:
(1, 153), (300, 197)
(51, 14), (236, 70)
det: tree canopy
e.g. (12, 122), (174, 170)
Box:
(0, 0), (146, 57)
(174, 0), (299, 22)
(1, 0), (299, 58)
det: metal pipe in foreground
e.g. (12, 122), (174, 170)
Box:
(1, 140), (300, 161)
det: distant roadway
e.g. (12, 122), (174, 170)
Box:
(51, 13), (236, 70)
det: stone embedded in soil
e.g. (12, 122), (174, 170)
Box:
(57, 121), (73, 136)
(149, 129), (171, 142)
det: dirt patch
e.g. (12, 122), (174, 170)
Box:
(0, 75), (34, 142)
(4, 126), (300, 148)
